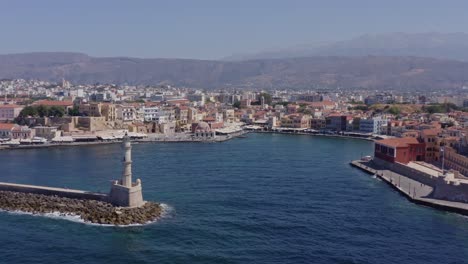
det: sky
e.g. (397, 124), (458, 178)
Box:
(1, 0), (468, 59)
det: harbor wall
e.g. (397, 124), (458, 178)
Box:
(432, 178), (468, 203)
(373, 158), (438, 187)
(373, 158), (468, 202)
(350, 160), (468, 216)
(0, 182), (108, 201)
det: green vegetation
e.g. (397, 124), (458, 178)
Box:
(387, 106), (401, 115)
(421, 103), (467, 114)
(68, 105), (81, 116)
(232, 101), (241, 108)
(350, 105), (369, 111)
(15, 105), (66, 125)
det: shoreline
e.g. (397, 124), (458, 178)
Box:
(0, 131), (247, 151)
(251, 130), (376, 141)
(0, 130), (374, 151)
(350, 160), (468, 216)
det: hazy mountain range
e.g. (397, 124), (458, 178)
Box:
(223, 32), (468, 61)
(2, 33), (468, 90)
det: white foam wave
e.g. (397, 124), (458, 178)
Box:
(0, 203), (173, 227)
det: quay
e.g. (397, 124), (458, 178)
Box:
(351, 159), (468, 216)
(0, 131), (248, 151)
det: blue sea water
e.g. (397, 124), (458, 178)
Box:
(0, 133), (468, 264)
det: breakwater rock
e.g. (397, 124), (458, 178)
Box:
(0, 190), (162, 225)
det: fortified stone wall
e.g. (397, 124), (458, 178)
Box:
(432, 178), (468, 203)
(374, 158), (468, 203)
(373, 158), (438, 187)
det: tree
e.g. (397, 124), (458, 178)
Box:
(36, 105), (49, 117)
(19, 106), (38, 117)
(68, 105), (81, 116)
(49, 106), (65, 117)
(233, 101), (241, 108)
(351, 105), (369, 111)
(387, 106), (401, 115)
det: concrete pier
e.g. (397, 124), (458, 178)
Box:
(351, 160), (468, 216)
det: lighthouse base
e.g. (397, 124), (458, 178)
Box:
(109, 179), (144, 208)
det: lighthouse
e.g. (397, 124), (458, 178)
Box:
(109, 133), (144, 207)
(122, 134), (133, 187)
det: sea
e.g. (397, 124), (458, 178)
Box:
(0, 133), (467, 264)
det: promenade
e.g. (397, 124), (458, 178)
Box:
(351, 160), (468, 215)
(0, 131), (248, 151)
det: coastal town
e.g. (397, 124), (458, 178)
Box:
(1, 78), (468, 210)
(0, 78), (467, 170)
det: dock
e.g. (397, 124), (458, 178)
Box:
(350, 160), (468, 216)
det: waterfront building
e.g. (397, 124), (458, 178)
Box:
(34, 126), (60, 140)
(175, 106), (189, 125)
(311, 118), (326, 130)
(0, 104), (23, 122)
(192, 121), (216, 138)
(223, 109), (235, 123)
(419, 129), (442, 163)
(116, 105), (137, 122)
(444, 147), (468, 176)
(359, 116), (388, 134)
(0, 123), (17, 139)
(143, 106), (160, 122)
(280, 114), (311, 129)
(326, 114), (351, 131)
(374, 137), (425, 164)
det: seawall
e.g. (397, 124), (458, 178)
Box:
(0, 182), (108, 201)
(350, 160), (468, 216)
(252, 130), (375, 141)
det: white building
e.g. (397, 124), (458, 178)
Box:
(359, 116), (388, 134)
(0, 105), (23, 122)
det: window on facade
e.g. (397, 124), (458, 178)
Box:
(375, 144), (381, 152)
(389, 148), (395, 157)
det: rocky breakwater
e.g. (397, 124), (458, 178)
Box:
(0, 190), (162, 225)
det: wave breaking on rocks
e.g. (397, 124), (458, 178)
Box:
(0, 190), (166, 226)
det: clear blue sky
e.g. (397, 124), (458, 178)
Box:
(1, 0), (467, 59)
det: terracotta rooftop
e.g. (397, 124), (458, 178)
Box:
(0, 104), (23, 108)
(0, 123), (17, 130)
(376, 137), (420, 148)
(34, 100), (74, 107)
(421, 128), (442, 136)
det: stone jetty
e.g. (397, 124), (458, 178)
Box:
(0, 190), (162, 225)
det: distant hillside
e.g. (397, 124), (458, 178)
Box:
(224, 32), (468, 61)
(1, 52), (468, 90)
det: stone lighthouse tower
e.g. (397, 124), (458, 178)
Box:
(109, 133), (144, 207)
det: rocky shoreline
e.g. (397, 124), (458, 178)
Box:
(0, 190), (162, 225)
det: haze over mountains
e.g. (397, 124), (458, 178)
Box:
(223, 32), (468, 61)
(2, 33), (468, 90)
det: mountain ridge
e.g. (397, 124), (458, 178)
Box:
(1, 52), (468, 90)
(223, 32), (468, 62)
